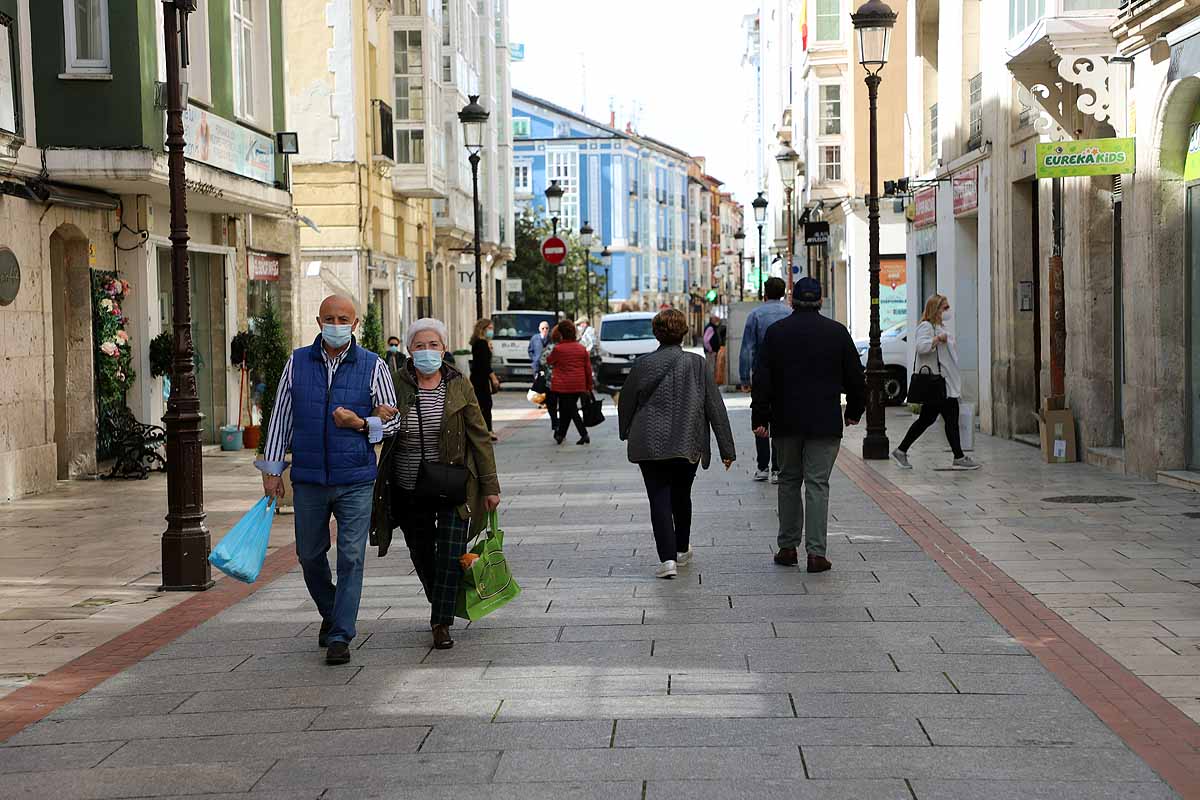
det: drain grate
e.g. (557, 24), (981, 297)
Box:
(1041, 495), (1135, 504)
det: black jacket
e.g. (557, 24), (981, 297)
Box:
(750, 308), (866, 439)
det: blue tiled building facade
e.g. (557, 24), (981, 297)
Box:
(512, 90), (697, 310)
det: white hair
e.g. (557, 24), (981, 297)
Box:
(405, 318), (449, 351)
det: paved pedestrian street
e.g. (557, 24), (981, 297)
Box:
(0, 397), (1190, 798)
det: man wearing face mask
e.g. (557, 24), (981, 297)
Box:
(258, 295), (401, 665)
(384, 336), (405, 373)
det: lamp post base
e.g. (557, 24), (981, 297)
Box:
(862, 434), (890, 461)
(159, 530), (215, 592)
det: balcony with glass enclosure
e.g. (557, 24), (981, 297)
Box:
(390, 4), (448, 198)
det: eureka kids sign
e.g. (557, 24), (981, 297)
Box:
(1035, 138), (1135, 179)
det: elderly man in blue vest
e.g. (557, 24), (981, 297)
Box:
(259, 295), (399, 665)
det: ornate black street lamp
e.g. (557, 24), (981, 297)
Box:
(459, 95), (489, 320)
(579, 221), (594, 321)
(751, 192), (768, 301)
(600, 245), (612, 313)
(776, 143), (800, 298)
(545, 180), (564, 317)
(852, 0), (897, 460)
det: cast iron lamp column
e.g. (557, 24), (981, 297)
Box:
(160, 0), (211, 591)
(732, 228), (746, 307)
(776, 144), (800, 298)
(459, 96), (489, 320)
(599, 246), (612, 313)
(545, 180), (564, 318)
(852, 0), (897, 460)
(579, 221), (594, 321)
(751, 192), (768, 302)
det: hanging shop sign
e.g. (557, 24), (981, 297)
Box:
(180, 106), (276, 185)
(1035, 138), (1136, 179)
(804, 221), (830, 247)
(0, 247), (19, 306)
(879, 258), (907, 330)
(248, 251), (280, 282)
(952, 166), (979, 216)
(913, 187), (936, 229)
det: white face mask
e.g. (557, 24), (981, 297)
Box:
(942, 310), (952, 323)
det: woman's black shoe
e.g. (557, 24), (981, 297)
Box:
(432, 624), (454, 649)
(577, 437), (590, 445)
(554, 434), (565, 445)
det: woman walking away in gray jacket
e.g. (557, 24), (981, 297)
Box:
(618, 309), (736, 579)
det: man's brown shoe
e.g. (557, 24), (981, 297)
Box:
(432, 624), (454, 650)
(807, 554), (832, 573)
(774, 547), (799, 566)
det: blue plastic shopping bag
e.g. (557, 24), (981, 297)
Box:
(210, 496), (276, 583)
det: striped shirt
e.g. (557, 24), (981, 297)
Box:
(256, 343), (400, 476)
(394, 379), (447, 490)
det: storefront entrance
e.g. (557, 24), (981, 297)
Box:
(157, 249), (229, 445)
(1188, 186), (1200, 468)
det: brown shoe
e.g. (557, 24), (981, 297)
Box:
(432, 624), (454, 650)
(773, 547), (799, 566)
(807, 554), (832, 573)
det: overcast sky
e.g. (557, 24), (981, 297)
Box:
(508, 1), (756, 212)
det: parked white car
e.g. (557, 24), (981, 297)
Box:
(490, 310), (556, 383)
(595, 312), (658, 391)
(855, 321), (910, 405)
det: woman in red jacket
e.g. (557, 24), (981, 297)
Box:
(547, 319), (595, 445)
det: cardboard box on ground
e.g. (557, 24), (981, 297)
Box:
(1039, 396), (1077, 464)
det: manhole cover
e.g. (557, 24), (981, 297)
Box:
(1042, 495), (1135, 504)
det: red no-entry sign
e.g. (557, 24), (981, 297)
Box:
(541, 236), (567, 265)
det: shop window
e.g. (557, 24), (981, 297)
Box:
(63, 0), (110, 74)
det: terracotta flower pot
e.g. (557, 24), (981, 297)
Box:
(242, 425), (262, 450)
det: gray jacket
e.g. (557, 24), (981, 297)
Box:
(618, 345), (736, 468)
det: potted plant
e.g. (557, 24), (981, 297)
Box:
(361, 300), (384, 355)
(230, 330), (260, 449)
(249, 299), (292, 508)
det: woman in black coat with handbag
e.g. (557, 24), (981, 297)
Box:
(470, 318), (500, 442)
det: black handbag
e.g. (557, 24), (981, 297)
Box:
(412, 392), (469, 507)
(582, 393), (605, 427)
(906, 336), (946, 405)
(531, 369), (548, 395)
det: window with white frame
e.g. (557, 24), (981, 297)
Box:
(394, 30), (424, 121)
(513, 162), (531, 194)
(929, 103), (939, 163)
(64, 0), (110, 74)
(819, 84), (840, 135)
(231, 0), (271, 124)
(396, 129), (425, 164)
(820, 145), (841, 182)
(547, 148), (579, 232)
(394, 0), (421, 14)
(0, 14), (19, 135)
(967, 73), (983, 150)
(187, 0), (211, 105)
(815, 0), (839, 42)
(1008, 0), (1045, 38)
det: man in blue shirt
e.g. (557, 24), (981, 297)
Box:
(259, 295), (400, 666)
(739, 277), (792, 483)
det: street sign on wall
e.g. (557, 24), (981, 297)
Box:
(542, 236), (567, 265)
(249, 251), (280, 281)
(913, 187), (936, 229)
(1035, 138), (1135, 179)
(952, 166), (978, 216)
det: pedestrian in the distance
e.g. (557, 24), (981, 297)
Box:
(752, 278), (864, 574)
(576, 317), (596, 353)
(892, 294), (980, 470)
(539, 325), (562, 436)
(528, 320), (550, 366)
(371, 318), (501, 650)
(619, 309), (736, 578)
(547, 319), (594, 445)
(258, 295), (400, 666)
(702, 312), (723, 380)
(739, 277), (791, 484)
(470, 318), (500, 442)
(384, 336), (405, 373)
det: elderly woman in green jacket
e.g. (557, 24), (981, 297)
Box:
(370, 318), (500, 650)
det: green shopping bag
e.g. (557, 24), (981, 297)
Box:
(455, 511), (521, 621)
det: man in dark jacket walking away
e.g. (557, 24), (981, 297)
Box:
(751, 277), (865, 573)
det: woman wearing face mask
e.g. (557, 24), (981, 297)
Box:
(384, 336), (405, 373)
(891, 294), (980, 470)
(370, 318), (501, 649)
(469, 318), (500, 443)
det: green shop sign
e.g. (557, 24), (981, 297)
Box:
(1035, 138), (1135, 178)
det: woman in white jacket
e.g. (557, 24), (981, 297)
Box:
(891, 294), (980, 470)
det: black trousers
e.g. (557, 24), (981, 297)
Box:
(472, 381), (493, 432)
(391, 488), (470, 626)
(755, 435), (777, 472)
(555, 393), (588, 440)
(545, 391), (559, 430)
(899, 397), (964, 459)
(639, 458), (700, 563)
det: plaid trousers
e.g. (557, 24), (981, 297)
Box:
(393, 489), (471, 626)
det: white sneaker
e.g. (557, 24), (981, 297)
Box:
(753, 469), (769, 482)
(952, 456), (981, 470)
(769, 471), (780, 485)
(891, 449), (912, 469)
(656, 560), (678, 579)
(676, 548), (693, 566)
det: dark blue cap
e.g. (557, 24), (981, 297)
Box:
(795, 277), (822, 302)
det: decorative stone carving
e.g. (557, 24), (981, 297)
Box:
(1013, 52), (1115, 142)
(1058, 54), (1115, 125)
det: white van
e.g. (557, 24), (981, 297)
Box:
(490, 310), (556, 383)
(595, 312), (658, 391)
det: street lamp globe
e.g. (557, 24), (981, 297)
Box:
(545, 180), (564, 216)
(776, 144), (800, 191)
(458, 95), (489, 155)
(733, 228), (745, 244)
(580, 221), (594, 249)
(752, 192), (768, 224)
(851, 0), (897, 75)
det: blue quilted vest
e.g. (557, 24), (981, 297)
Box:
(290, 335), (379, 486)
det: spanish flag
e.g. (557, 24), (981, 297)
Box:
(800, 0), (808, 50)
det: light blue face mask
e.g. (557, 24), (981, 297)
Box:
(321, 323), (353, 349)
(485, 329), (494, 339)
(412, 349), (443, 375)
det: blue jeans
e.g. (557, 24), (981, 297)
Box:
(291, 480), (374, 645)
